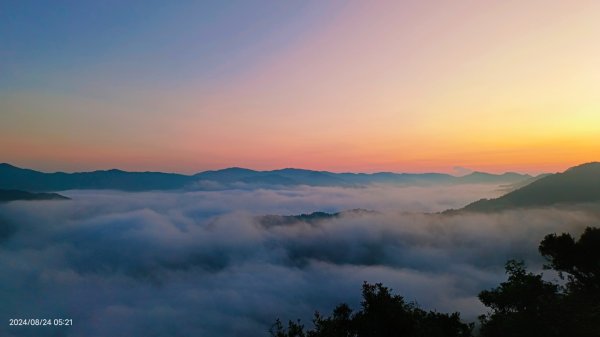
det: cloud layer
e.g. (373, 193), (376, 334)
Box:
(0, 185), (597, 336)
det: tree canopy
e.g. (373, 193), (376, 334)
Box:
(477, 227), (600, 337)
(272, 227), (600, 337)
(271, 282), (472, 337)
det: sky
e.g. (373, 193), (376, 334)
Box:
(1, 0), (599, 174)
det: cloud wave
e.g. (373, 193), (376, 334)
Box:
(0, 185), (596, 336)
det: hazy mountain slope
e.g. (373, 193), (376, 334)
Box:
(0, 163), (190, 191)
(497, 173), (552, 193)
(0, 189), (70, 202)
(461, 162), (600, 212)
(457, 171), (531, 184)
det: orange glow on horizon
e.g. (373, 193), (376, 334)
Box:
(1, 1), (599, 174)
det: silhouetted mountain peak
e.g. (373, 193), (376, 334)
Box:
(276, 168), (328, 174)
(97, 168), (126, 174)
(465, 171), (530, 178)
(194, 167), (257, 176)
(222, 167), (257, 173)
(0, 163), (21, 170)
(458, 162), (600, 212)
(564, 161), (600, 174)
(465, 171), (491, 177)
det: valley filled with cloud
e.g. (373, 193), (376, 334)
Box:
(0, 184), (595, 336)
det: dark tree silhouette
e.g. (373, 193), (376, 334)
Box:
(478, 227), (600, 337)
(539, 227), (600, 292)
(272, 227), (600, 337)
(271, 319), (307, 337)
(538, 227), (600, 337)
(477, 260), (562, 337)
(271, 282), (473, 337)
(311, 303), (354, 337)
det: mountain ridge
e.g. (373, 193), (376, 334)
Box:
(0, 162), (535, 192)
(456, 162), (600, 212)
(0, 189), (70, 202)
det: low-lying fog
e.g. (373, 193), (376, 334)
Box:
(0, 184), (595, 336)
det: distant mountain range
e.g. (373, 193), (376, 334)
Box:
(458, 162), (600, 212)
(0, 163), (533, 192)
(257, 162), (600, 218)
(0, 189), (69, 202)
(2, 162), (599, 212)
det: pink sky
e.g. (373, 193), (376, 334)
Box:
(1, 1), (599, 174)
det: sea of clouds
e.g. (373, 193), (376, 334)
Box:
(0, 184), (597, 336)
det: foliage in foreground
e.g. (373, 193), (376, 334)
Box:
(272, 227), (600, 337)
(271, 282), (472, 337)
(479, 226), (600, 337)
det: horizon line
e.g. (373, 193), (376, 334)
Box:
(0, 161), (558, 177)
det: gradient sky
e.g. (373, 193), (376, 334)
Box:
(1, 0), (599, 174)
